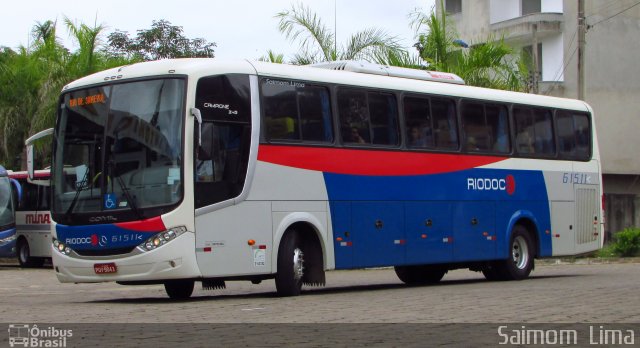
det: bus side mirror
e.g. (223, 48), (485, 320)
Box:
(25, 128), (54, 181)
(191, 108), (203, 147)
(26, 144), (35, 180)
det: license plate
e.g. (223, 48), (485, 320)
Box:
(94, 263), (117, 274)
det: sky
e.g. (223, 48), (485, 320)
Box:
(1, 0), (436, 61)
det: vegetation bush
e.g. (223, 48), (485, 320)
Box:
(599, 227), (640, 257)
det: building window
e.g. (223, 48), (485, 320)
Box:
(522, 0), (541, 15)
(445, 0), (462, 14)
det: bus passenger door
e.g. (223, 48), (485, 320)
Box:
(453, 202), (496, 262)
(405, 202), (453, 264)
(351, 202), (404, 268)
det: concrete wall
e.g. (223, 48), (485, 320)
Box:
(583, 2), (640, 175)
(489, 0), (520, 23)
(541, 0), (563, 13)
(541, 34), (564, 81)
(439, 1), (491, 43)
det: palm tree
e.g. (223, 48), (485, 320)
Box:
(412, 4), (529, 92)
(259, 50), (285, 64)
(276, 3), (406, 65)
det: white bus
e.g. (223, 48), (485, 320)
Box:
(9, 170), (52, 267)
(33, 59), (602, 299)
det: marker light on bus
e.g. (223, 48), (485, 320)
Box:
(137, 226), (186, 252)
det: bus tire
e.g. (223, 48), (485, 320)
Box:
(275, 231), (304, 296)
(395, 265), (447, 285)
(164, 279), (194, 300)
(17, 240), (44, 268)
(495, 225), (534, 280)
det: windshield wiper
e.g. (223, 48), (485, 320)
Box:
(64, 167), (90, 218)
(110, 161), (143, 220)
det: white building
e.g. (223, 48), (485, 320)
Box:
(438, 0), (640, 238)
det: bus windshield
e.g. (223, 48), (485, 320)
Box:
(52, 78), (185, 224)
(0, 176), (15, 229)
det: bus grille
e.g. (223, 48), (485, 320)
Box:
(576, 187), (598, 244)
(75, 247), (136, 256)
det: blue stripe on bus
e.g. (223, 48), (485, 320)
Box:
(56, 224), (158, 251)
(0, 227), (16, 257)
(324, 169), (552, 269)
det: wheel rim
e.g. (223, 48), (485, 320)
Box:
(292, 248), (304, 281)
(511, 236), (529, 270)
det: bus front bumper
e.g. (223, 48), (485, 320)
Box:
(52, 232), (201, 283)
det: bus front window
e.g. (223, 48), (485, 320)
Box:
(52, 78), (185, 224)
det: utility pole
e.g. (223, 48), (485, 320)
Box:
(532, 24), (539, 94)
(578, 0), (586, 100)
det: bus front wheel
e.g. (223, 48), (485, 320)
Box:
(275, 231), (304, 296)
(17, 240), (44, 268)
(164, 279), (194, 300)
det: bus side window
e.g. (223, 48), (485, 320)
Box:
(431, 98), (458, 150)
(369, 92), (399, 146)
(338, 89), (370, 144)
(573, 114), (591, 159)
(556, 111), (591, 160)
(262, 80), (333, 143)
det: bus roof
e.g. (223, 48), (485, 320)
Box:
(62, 58), (591, 113)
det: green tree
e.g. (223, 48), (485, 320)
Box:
(0, 18), (134, 168)
(259, 50), (285, 64)
(412, 5), (529, 91)
(106, 20), (216, 61)
(276, 3), (406, 65)
(0, 20), (70, 168)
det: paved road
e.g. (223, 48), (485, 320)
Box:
(1, 261), (639, 324)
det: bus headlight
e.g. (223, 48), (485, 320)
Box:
(0, 234), (16, 244)
(53, 238), (71, 256)
(137, 226), (187, 252)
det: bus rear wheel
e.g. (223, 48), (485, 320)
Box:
(275, 231), (304, 296)
(17, 240), (44, 268)
(164, 279), (194, 300)
(395, 265), (447, 285)
(494, 225), (534, 280)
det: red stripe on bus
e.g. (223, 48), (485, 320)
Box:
(115, 216), (166, 232)
(258, 145), (506, 176)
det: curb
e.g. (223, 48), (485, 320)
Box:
(538, 257), (640, 265)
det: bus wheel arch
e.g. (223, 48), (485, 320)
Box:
(275, 220), (326, 296)
(17, 236), (44, 268)
(502, 211), (541, 258)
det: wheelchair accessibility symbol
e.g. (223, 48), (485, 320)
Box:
(104, 193), (117, 210)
